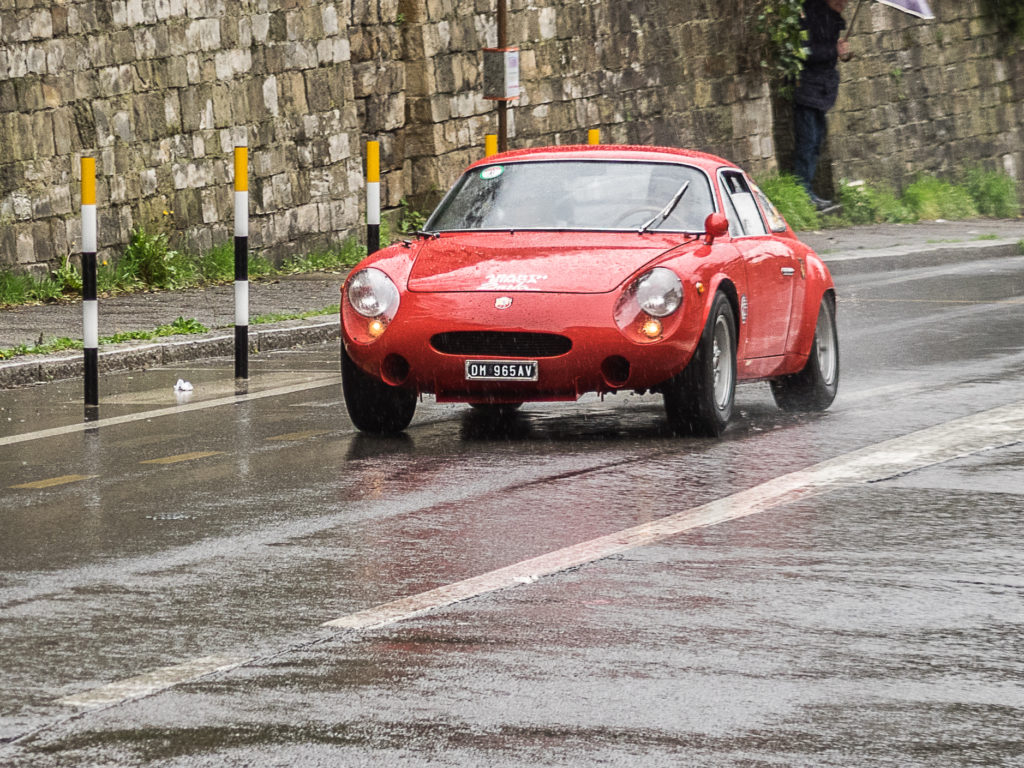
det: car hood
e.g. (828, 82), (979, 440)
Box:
(406, 232), (687, 293)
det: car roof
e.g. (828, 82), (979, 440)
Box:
(465, 144), (738, 173)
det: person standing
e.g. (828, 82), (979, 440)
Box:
(793, 0), (851, 211)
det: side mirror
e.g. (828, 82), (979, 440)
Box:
(703, 213), (729, 245)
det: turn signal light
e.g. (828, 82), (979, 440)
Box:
(640, 317), (662, 339)
(368, 318), (387, 338)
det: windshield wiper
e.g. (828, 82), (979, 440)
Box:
(639, 181), (690, 234)
(416, 229), (440, 239)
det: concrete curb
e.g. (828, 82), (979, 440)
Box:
(818, 237), (1023, 276)
(0, 318), (339, 389)
(1, 234), (1021, 390)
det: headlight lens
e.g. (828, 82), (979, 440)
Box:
(348, 268), (400, 318)
(635, 267), (683, 317)
(614, 267), (684, 342)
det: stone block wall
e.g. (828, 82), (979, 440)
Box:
(1, 0), (1021, 276)
(391, 0), (776, 212)
(829, 2), (1023, 192)
(0, 0), (362, 274)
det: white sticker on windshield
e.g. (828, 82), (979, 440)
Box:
(480, 166), (504, 180)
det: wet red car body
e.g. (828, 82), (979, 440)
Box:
(341, 145), (839, 435)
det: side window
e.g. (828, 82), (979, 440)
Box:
(720, 172), (768, 236)
(721, 190), (743, 237)
(752, 184), (789, 233)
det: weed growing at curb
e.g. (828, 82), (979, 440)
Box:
(965, 167), (1020, 218)
(755, 175), (818, 230)
(0, 232), (364, 309)
(902, 176), (978, 221)
(0, 317), (211, 360)
(250, 305), (340, 325)
(756, 170), (1020, 230)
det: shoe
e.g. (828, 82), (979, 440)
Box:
(811, 194), (842, 214)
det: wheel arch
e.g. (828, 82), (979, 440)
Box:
(788, 278), (836, 361)
(707, 276), (742, 342)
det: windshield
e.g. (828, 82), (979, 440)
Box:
(426, 160), (716, 232)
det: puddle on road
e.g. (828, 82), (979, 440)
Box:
(99, 372), (337, 406)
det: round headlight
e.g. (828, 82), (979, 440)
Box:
(348, 268), (400, 318)
(635, 267), (683, 317)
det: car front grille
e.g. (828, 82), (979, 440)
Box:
(430, 331), (573, 358)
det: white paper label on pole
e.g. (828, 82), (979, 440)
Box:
(83, 300), (98, 348)
(234, 280), (249, 326)
(81, 205), (97, 253)
(366, 181), (380, 225)
(234, 191), (248, 238)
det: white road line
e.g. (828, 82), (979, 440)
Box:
(325, 400), (1024, 629)
(54, 401), (1024, 712)
(0, 376), (342, 448)
(59, 656), (248, 709)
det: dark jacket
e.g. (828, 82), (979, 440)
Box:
(794, 0), (846, 112)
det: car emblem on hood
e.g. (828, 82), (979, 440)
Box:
(495, 296), (513, 309)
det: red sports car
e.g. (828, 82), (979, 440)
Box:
(340, 145), (838, 435)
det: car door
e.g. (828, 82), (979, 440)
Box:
(719, 171), (799, 362)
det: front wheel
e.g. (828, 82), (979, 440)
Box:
(770, 292), (839, 412)
(341, 345), (417, 433)
(662, 292), (737, 437)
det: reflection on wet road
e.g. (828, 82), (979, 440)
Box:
(2, 255), (1023, 765)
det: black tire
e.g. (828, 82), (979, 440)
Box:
(663, 292), (737, 437)
(341, 345), (417, 433)
(770, 292), (839, 412)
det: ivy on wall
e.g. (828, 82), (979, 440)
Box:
(753, 0), (807, 94)
(979, 0), (1024, 39)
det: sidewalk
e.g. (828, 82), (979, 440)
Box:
(1, 220), (1022, 389)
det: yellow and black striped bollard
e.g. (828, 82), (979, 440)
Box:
(366, 141), (381, 254)
(234, 143), (249, 379)
(81, 157), (98, 419)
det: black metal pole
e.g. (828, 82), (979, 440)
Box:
(497, 0), (508, 152)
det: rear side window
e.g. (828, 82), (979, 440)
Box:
(720, 171), (768, 237)
(752, 184), (788, 233)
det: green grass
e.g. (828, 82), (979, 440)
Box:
(278, 239), (364, 274)
(965, 167), (1020, 218)
(755, 174), (819, 230)
(901, 176), (978, 220)
(760, 170), (1021, 231)
(837, 180), (916, 225)
(1, 231), (364, 309)
(0, 305), (343, 360)
(0, 316), (215, 360)
(250, 305), (339, 325)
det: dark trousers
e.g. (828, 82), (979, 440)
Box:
(793, 104), (828, 196)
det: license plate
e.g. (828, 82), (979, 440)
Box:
(465, 360), (538, 381)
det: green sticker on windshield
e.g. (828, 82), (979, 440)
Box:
(479, 166), (504, 181)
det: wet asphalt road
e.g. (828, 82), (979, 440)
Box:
(2, 252), (1023, 766)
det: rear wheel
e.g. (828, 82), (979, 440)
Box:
(341, 345), (416, 433)
(663, 292), (737, 437)
(770, 292), (839, 411)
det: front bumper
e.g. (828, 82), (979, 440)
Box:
(343, 290), (704, 402)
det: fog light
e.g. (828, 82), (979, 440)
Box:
(640, 317), (662, 339)
(368, 318), (387, 338)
